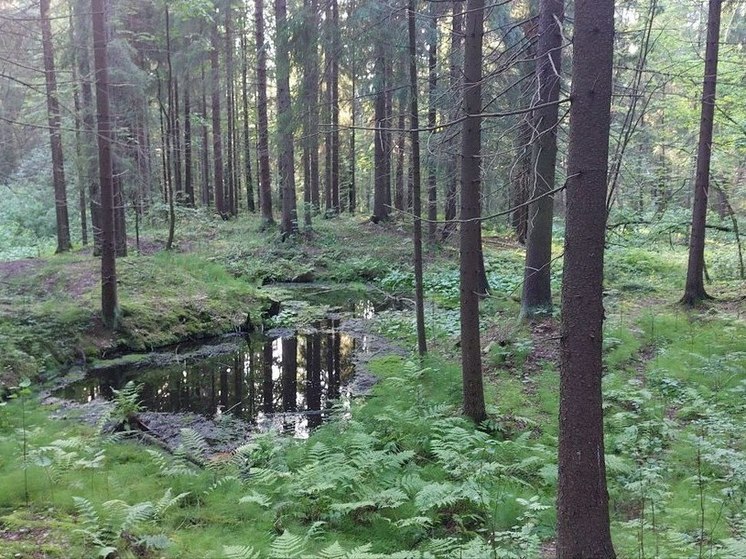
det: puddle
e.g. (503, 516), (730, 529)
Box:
(56, 318), (365, 438)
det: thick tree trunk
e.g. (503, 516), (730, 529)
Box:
(275, 0), (298, 237)
(460, 0), (486, 424)
(255, 0), (274, 226)
(40, 0), (71, 253)
(557, 1), (616, 557)
(91, 0), (118, 329)
(520, 0), (564, 318)
(682, 0), (721, 306)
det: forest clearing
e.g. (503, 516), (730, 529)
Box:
(1, 0), (745, 557)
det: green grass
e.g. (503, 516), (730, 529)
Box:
(1, 211), (745, 557)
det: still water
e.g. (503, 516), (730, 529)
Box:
(58, 317), (366, 437)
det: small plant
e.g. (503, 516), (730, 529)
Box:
(73, 489), (187, 558)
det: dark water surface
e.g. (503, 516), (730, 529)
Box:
(57, 292), (385, 437)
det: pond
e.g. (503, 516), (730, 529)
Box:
(56, 290), (391, 438)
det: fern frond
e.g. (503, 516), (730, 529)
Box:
(394, 516), (432, 529)
(269, 530), (304, 558)
(178, 428), (209, 458)
(205, 475), (241, 494)
(154, 488), (189, 518)
(138, 533), (171, 551)
(121, 501), (155, 532)
(414, 482), (460, 512)
(223, 545), (262, 559)
(238, 490), (272, 508)
(316, 541), (347, 559)
(72, 496), (100, 533)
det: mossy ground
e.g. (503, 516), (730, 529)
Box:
(0, 212), (744, 557)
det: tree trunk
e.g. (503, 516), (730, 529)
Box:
(330, 0), (341, 214)
(201, 62), (211, 207)
(426, 3), (439, 242)
(460, 0), (486, 424)
(442, 1), (462, 239)
(372, 46), (389, 223)
(225, 4), (236, 217)
(255, 0), (274, 226)
(557, 0), (616, 556)
(184, 74), (194, 207)
(682, 0), (721, 306)
(240, 25), (255, 213)
(394, 105), (407, 212)
(408, 0), (427, 357)
(301, 0), (319, 227)
(520, 0), (564, 318)
(74, 0), (101, 253)
(211, 22), (226, 218)
(91, 0), (119, 328)
(348, 15), (357, 215)
(40, 0), (71, 253)
(165, 7), (176, 249)
(275, 0), (298, 237)
(69, 10), (88, 247)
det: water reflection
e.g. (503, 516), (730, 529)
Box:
(58, 319), (356, 437)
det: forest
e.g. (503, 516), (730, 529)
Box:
(0, 0), (744, 557)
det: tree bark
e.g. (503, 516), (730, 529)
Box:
(255, 0), (274, 226)
(210, 21), (226, 218)
(426, 3), (439, 242)
(91, 0), (119, 329)
(682, 0), (721, 306)
(330, 0), (341, 214)
(40, 0), (71, 253)
(442, 1), (462, 239)
(557, 0), (616, 556)
(408, 0), (427, 357)
(183, 73), (194, 207)
(240, 24), (255, 213)
(520, 0), (564, 318)
(460, 0), (486, 424)
(225, 4), (236, 216)
(200, 62), (211, 207)
(275, 0), (298, 237)
(372, 46), (389, 223)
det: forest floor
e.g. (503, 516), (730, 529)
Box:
(0, 211), (745, 558)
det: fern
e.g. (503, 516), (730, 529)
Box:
(223, 545), (262, 559)
(154, 488), (189, 518)
(238, 490), (272, 508)
(269, 530), (304, 558)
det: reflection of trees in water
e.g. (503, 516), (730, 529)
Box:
(60, 321), (357, 432)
